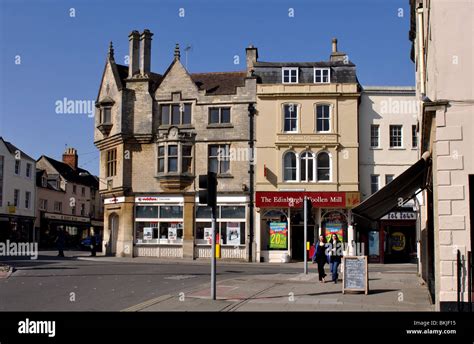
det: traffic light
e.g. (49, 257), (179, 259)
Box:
(198, 172), (218, 208)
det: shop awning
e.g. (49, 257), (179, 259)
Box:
(352, 152), (431, 221)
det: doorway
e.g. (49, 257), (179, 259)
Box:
(290, 210), (315, 261)
(109, 213), (119, 255)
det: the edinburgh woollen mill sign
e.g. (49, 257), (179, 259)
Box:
(342, 256), (369, 295)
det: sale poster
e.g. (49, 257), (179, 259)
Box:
(269, 222), (288, 249)
(168, 227), (177, 240)
(325, 223), (343, 242)
(143, 227), (153, 240)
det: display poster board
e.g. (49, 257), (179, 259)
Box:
(226, 222), (240, 245)
(143, 227), (153, 240)
(342, 256), (369, 295)
(269, 222), (288, 249)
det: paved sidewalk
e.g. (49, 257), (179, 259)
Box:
(126, 265), (433, 312)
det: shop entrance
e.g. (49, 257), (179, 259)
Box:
(290, 210), (315, 261)
(383, 223), (416, 263)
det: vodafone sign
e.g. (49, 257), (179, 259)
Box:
(256, 192), (360, 208)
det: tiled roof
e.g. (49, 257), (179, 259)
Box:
(190, 71), (247, 95)
(116, 64), (247, 95)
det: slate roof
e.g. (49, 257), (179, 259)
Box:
(39, 156), (99, 188)
(0, 137), (35, 161)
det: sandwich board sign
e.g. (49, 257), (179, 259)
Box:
(342, 256), (369, 295)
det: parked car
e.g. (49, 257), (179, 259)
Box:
(80, 236), (102, 250)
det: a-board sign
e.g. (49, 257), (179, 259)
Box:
(342, 256), (368, 295)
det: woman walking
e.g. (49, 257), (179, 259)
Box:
(328, 234), (342, 284)
(314, 235), (328, 282)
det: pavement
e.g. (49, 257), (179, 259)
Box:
(0, 250), (434, 312)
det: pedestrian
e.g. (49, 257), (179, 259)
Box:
(328, 234), (342, 284)
(90, 230), (97, 257)
(56, 228), (66, 257)
(314, 235), (328, 282)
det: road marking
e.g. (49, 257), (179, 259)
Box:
(121, 294), (174, 312)
(164, 275), (196, 280)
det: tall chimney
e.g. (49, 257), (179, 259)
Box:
(140, 29), (153, 76)
(128, 30), (140, 78)
(63, 148), (78, 170)
(246, 45), (258, 77)
(332, 38), (338, 53)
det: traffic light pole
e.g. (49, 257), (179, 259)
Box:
(304, 196), (308, 275)
(211, 205), (217, 300)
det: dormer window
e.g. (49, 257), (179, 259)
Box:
(282, 67), (298, 84)
(314, 68), (330, 83)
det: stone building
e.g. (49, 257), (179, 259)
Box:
(94, 30), (256, 259)
(35, 148), (103, 248)
(252, 39), (361, 263)
(409, 0), (473, 311)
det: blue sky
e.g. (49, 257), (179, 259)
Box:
(0, 0), (414, 175)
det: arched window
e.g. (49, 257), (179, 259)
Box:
(300, 152), (315, 182)
(283, 151), (297, 181)
(316, 105), (331, 132)
(317, 152), (330, 181)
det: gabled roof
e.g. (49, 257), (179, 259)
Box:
(38, 156), (99, 188)
(0, 137), (35, 161)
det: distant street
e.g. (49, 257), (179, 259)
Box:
(0, 251), (433, 311)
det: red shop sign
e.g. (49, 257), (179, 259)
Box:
(256, 191), (348, 208)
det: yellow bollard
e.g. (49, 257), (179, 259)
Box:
(216, 243), (221, 258)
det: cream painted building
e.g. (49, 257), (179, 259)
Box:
(253, 39), (361, 263)
(410, 0), (473, 311)
(358, 87), (420, 264)
(0, 137), (36, 243)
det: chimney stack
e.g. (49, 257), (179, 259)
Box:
(63, 148), (78, 170)
(332, 38), (338, 53)
(128, 30), (140, 78)
(246, 45), (258, 77)
(330, 37), (348, 63)
(140, 29), (153, 76)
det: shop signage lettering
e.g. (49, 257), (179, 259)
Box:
(381, 212), (416, 220)
(44, 213), (89, 223)
(256, 192), (358, 208)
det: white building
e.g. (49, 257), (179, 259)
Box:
(0, 137), (36, 242)
(357, 87), (420, 263)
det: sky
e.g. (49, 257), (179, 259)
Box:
(0, 0), (415, 176)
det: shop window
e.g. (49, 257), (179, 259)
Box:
(221, 206), (245, 219)
(159, 205), (183, 218)
(159, 222), (183, 244)
(136, 206), (159, 219)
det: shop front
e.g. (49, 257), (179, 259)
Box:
(380, 209), (417, 263)
(132, 195), (249, 260)
(0, 213), (35, 243)
(256, 191), (360, 263)
(39, 212), (91, 248)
